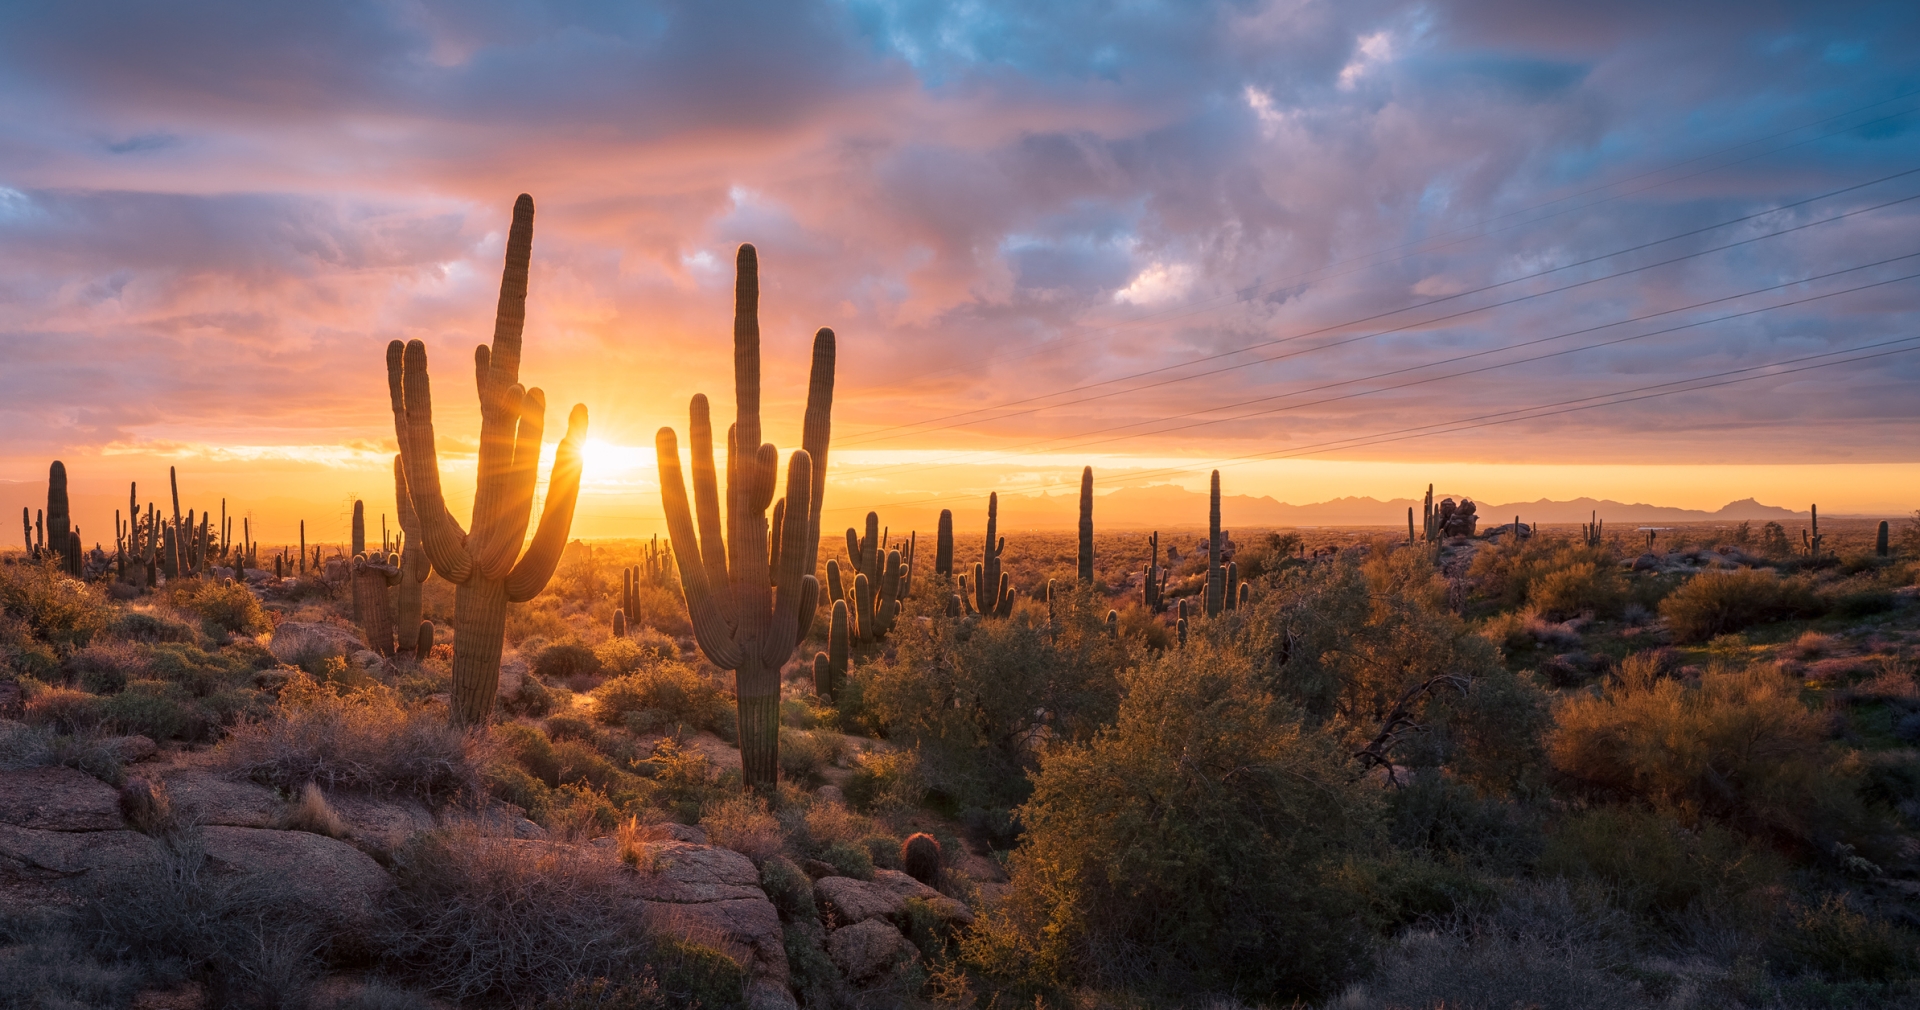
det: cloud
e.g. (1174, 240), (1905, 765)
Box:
(0, 0), (1915, 528)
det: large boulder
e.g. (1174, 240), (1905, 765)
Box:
(160, 768), (281, 828)
(200, 826), (391, 935)
(815, 869), (972, 928)
(622, 841), (766, 903)
(327, 792), (434, 860)
(613, 840), (789, 989)
(0, 766), (123, 831)
(0, 822), (169, 903)
(826, 918), (909, 982)
(266, 621), (366, 665)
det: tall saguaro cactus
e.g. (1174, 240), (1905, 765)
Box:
(971, 492), (1015, 617)
(47, 462), (69, 561)
(935, 509), (953, 575)
(1204, 470), (1224, 617)
(656, 244), (836, 790)
(387, 194), (590, 726)
(1077, 466), (1094, 585)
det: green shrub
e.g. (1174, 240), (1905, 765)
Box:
(544, 714), (597, 742)
(174, 580), (270, 636)
(1529, 560), (1627, 619)
(1539, 806), (1786, 922)
(819, 839), (874, 881)
(23, 684), (105, 732)
(99, 679), (209, 741)
(844, 748), (924, 813)
(108, 611), (196, 644)
(758, 855), (815, 922)
(776, 726), (831, 783)
(591, 663), (726, 733)
(62, 643), (143, 693)
(1772, 894), (1920, 981)
(533, 642), (602, 683)
(1658, 569), (1824, 642)
(1386, 772), (1544, 870)
(0, 564), (110, 648)
(962, 641), (1373, 1001)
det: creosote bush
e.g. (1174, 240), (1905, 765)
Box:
(1658, 568), (1825, 642)
(590, 661), (728, 734)
(963, 640), (1373, 1002)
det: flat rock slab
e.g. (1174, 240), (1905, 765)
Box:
(327, 793), (434, 859)
(0, 822), (167, 898)
(625, 840), (765, 904)
(816, 870), (973, 927)
(201, 826), (391, 933)
(0, 766), (124, 831)
(160, 769), (281, 828)
(644, 895), (789, 988)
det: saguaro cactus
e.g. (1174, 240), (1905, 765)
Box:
(393, 456), (429, 653)
(812, 598), (849, 703)
(1204, 470), (1224, 617)
(351, 500), (367, 620)
(1077, 466), (1094, 584)
(47, 462), (69, 561)
(972, 493), (1015, 617)
(387, 194), (590, 726)
(353, 552), (402, 655)
(935, 509), (954, 575)
(1878, 520), (1891, 558)
(656, 244), (835, 790)
(1143, 531), (1167, 612)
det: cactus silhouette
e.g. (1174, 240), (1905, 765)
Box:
(1143, 531), (1167, 612)
(392, 456), (429, 653)
(972, 492), (1015, 617)
(1077, 466), (1094, 584)
(387, 194), (590, 726)
(935, 509), (954, 575)
(46, 461), (69, 561)
(353, 552), (402, 655)
(656, 244), (835, 790)
(1204, 470), (1224, 617)
(1878, 520), (1890, 558)
(813, 598), (849, 702)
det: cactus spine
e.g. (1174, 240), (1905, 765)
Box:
(972, 492), (1015, 617)
(656, 244), (834, 790)
(388, 194), (590, 726)
(1204, 470), (1224, 617)
(935, 509), (953, 575)
(46, 461), (69, 562)
(1077, 466), (1094, 584)
(1878, 519), (1891, 558)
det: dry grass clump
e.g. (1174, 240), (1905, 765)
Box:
(170, 578), (271, 637)
(379, 825), (655, 1002)
(118, 777), (176, 836)
(590, 661), (728, 734)
(282, 782), (348, 838)
(700, 793), (785, 863)
(219, 670), (488, 803)
(0, 561), (111, 648)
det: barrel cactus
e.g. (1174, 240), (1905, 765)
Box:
(387, 194), (590, 726)
(656, 244), (835, 790)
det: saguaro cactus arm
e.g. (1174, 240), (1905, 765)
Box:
(390, 340), (474, 583)
(505, 404), (588, 603)
(657, 427), (746, 671)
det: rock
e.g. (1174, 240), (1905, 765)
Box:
(326, 793), (434, 859)
(0, 766), (124, 831)
(160, 769), (281, 828)
(748, 980), (800, 1010)
(661, 822), (707, 844)
(0, 823), (169, 902)
(616, 840), (788, 988)
(496, 652), (528, 699)
(266, 621), (366, 665)
(826, 918), (908, 981)
(625, 841), (765, 903)
(1631, 553), (1661, 572)
(350, 650), (391, 676)
(200, 826), (391, 935)
(952, 850), (1008, 884)
(801, 858), (839, 879)
(813, 785), (846, 806)
(816, 870), (973, 928)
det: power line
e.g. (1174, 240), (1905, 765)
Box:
(836, 168), (1920, 448)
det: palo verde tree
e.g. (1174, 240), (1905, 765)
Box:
(387, 194), (589, 725)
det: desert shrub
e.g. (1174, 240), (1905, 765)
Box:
(534, 642), (603, 683)
(1771, 893), (1920, 982)
(527, 974), (670, 1010)
(1, 719), (128, 783)
(501, 671), (559, 717)
(1386, 772), (1544, 870)
(498, 723), (563, 783)
(640, 738), (719, 821)
(1467, 539), (1618, 613)
(118, 777), (176, 835)
(1530, 560), (1627, 620)
(99, 678), (211, 740)
(175, 579), (270, 636)
(219, 671), (487, 802)
(819, 839), (874, 880)
(0, 924), (146, 1010)
(381, 826), (660, 1001)
(1547, 663), (1846, 839)
(109, 610), (197, 644)
(844, 747), (925, 813)
(0, 563), (111, 648)
(550, 739), (635, 796)
(962, 640), (1373, 1001)
(1539, 806), (1786, 922)
(776, 726), (832, 783)
(701, 793), (785, 863)
(758, 855), (815, 922)
(627, 584), (692, 638)
(591, 662), (727, 733)
(595, 629), (678, 676)
(1658, 569), (1824, 642)
(283, 782), (348, 837)
(543, 783), (622, 839)
(62, 642), (147, 693)
(544, 713), (597, 742)
(23, 684), (105, 732)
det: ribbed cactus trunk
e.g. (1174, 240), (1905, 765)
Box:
(354, 553), (401, 655)
(393, 456), (428, 652)
(388, 194), (589, 726)
(657, 244), (835, 790)
(46, 462), (69, 562)
(1077, 466), (1093, 585)
(935, 509), (953, 575)
(973, 493), (1014, 617)
(813, 598), (849, 702)
(350, 501), (366, 621)
(1204, 470), (1223, 617)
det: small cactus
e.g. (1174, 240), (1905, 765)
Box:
(1142, 531), (1166, 613)
(613, 609), (627, 637)
(1204, 471), (1224, 617)
(414, 620), (435, 660)
(1105, 609), (1118, 638)
(1878, 520), (1890, 558)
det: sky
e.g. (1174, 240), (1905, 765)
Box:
(2, 0), (1918, 545)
